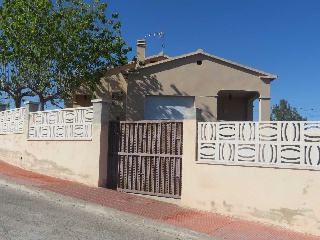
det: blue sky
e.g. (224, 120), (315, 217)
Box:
(108, 0), (320, 120)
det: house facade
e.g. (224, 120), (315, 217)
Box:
(67, 39), (277, 121)
(64, 40), (168, 120)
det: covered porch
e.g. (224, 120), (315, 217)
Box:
(216, 90), (270, 121)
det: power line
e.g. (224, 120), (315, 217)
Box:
(144, 31), (165, 54)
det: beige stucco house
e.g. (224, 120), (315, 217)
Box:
(66, 39), (277, 121)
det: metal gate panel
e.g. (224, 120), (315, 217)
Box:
(108, 120), (183, 198)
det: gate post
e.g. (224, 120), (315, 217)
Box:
(24, 101), (40, 139)
(0, 103), (6, 111)
(181, 108), (202, 204)
(91, 99), (112, 187)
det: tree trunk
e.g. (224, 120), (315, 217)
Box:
(39, 96), (45, 111)
(14, 97), (21, 108)
(39, 102), (45, 111)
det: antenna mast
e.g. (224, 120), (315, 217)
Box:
(145, 31), (165, 54)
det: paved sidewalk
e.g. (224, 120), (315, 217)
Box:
(0, 161), (319, 240)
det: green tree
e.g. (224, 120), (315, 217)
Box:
(0, 60), (34, 108)
(271, 99), (307, 121)
(0, 0), (131, 110)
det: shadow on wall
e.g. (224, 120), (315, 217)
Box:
(171, 84), (215, 121)
(95, 70), (128, 120)
(151, 106), (184, 120)
(127, 74), (164, 120)
(127, 74), (215, 121)
(126, 55), (199, 118)
(202, 104), (216, 121)
(170, 84), (216, 121)
(170, 83), (188, 96)
(72, 66), (131, 120)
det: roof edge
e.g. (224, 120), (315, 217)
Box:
(260, 75), (278, 81)
(131, 50), (277, 78)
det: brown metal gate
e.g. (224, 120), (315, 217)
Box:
(107, 120), (183, 198)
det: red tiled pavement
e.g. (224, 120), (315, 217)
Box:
(0, 161), (319, 240)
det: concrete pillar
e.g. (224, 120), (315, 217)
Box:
(91, 99), (112, 187)
(184, 108), (203, 121)
(24, 101), (40, 137)
(181, 119), (197, 206)
(259, 97), (271, 121)
(25, 101), (40, 117)
(195, 95), (218, 121)
(0, 103), (6, 111)
(247, 99), (254, 121)
(213, 95), (218, 121)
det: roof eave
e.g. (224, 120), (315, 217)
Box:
(260, 75), (278, 81)
(135, 51), (277, 77)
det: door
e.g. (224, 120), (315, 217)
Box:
(144, 96), (195, 120)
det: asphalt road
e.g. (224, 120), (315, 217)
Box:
(0, 180), (214, 240)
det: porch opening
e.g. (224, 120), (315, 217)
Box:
(217, 90), (259, 121)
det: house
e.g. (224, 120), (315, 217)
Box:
(64, 39), (169, 120)
(66, 39), (277, 121)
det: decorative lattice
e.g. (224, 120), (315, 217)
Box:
(0, 108), (25, 134)
(29, 107), (93, 140)
(198, 122), (320, 170)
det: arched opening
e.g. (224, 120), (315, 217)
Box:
(217, 90), (259, 121)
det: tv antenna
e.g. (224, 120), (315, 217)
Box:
(145, 31), (165, 54)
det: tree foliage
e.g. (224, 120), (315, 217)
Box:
(271, 99), (307, 121)
(0, 60), (34, 108)
(0, 0), (131, 110)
